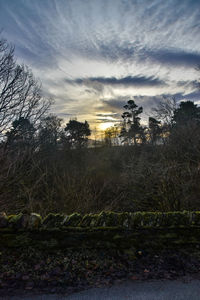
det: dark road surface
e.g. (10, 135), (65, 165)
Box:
(2, 278), (200, 300)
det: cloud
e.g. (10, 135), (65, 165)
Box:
(95, 112), (119, 124)
(77, 39), (200, 69)
(171, 91), (200, 102)
(176, 80), (199, 88)
(101, 99), (128, 111)
(66, 75), (166, 89)
(1, 0), (200, 130)
(96, 118), (118, 124)
(146, 49), (200, 68)
(96, 113), (118, 117)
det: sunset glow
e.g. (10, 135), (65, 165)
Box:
(0, 0), (200, 131)
(98, 122), (116, 131)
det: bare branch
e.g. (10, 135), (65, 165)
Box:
(0, 38), (51, 137)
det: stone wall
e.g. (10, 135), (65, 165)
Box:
(0, 211), (200, 251)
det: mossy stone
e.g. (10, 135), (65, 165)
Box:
(90, 214), (100, 227)
(0, 212), (8, 228)
(7, 213), (30, 229)
(128, 211), (191, 228)
(104, 212), (119, 226)
(130, 212), (145, 228)
(42, 213), (65, 228)
(21, 214), (30, 228)
(8, 214), (23, 229)
(190, 211), (200, 226)
(28, 213), (42, 229)
(62, 213), (82, 227)
(95, 212), (107, 227)
(130, 212), (160, 228)
(80, 214), (93, 227)
(94, 211), (129, 227)
(162, 212), (190, 227)
(117, 212), (130, 227)
(155, 212), (164, 227)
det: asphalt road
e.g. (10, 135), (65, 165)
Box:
(2, 278), (200, 300)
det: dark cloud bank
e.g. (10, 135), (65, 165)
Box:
(66, 75), (166, 87)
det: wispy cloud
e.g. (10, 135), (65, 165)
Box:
(0, 0), (200, 128)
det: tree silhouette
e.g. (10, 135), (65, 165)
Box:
(64, 120), (91, 148)
(6, 117), (35, 149)
(173, 101), (200, 127)
(148, 117), (161, 145)
(38, 115), (62, 152)
(121, 100), (143, 145)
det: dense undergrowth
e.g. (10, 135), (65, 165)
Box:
(2, 103), (200, 215)
(1, 139), (200, 215)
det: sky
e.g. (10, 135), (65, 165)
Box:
(0, 0), (200, 133)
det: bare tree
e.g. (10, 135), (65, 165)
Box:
(0, 37), (51, 138)
(151, 96), (176, 125)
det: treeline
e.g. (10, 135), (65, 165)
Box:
(1, 37), (200, 215)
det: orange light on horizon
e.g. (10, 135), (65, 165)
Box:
(98, 122), (116, 131)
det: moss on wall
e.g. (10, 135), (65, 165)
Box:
(1, 211), (200, 230)
(1, 211), (200, 251)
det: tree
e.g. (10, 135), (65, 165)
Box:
(173, 101), (200, 127)
(38, 115), (62, 152)
(121, 100), (144, 145)
(151, 96), (176, 126)
(5, 116), (36, 153)
(150, 97), (177, 143)
(148, 117), (161, 145)
(0, 37), (51, 138)
(104, 125), (120, 146)
(166, 100), (200, 162)
(64, 119), (91, 148)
